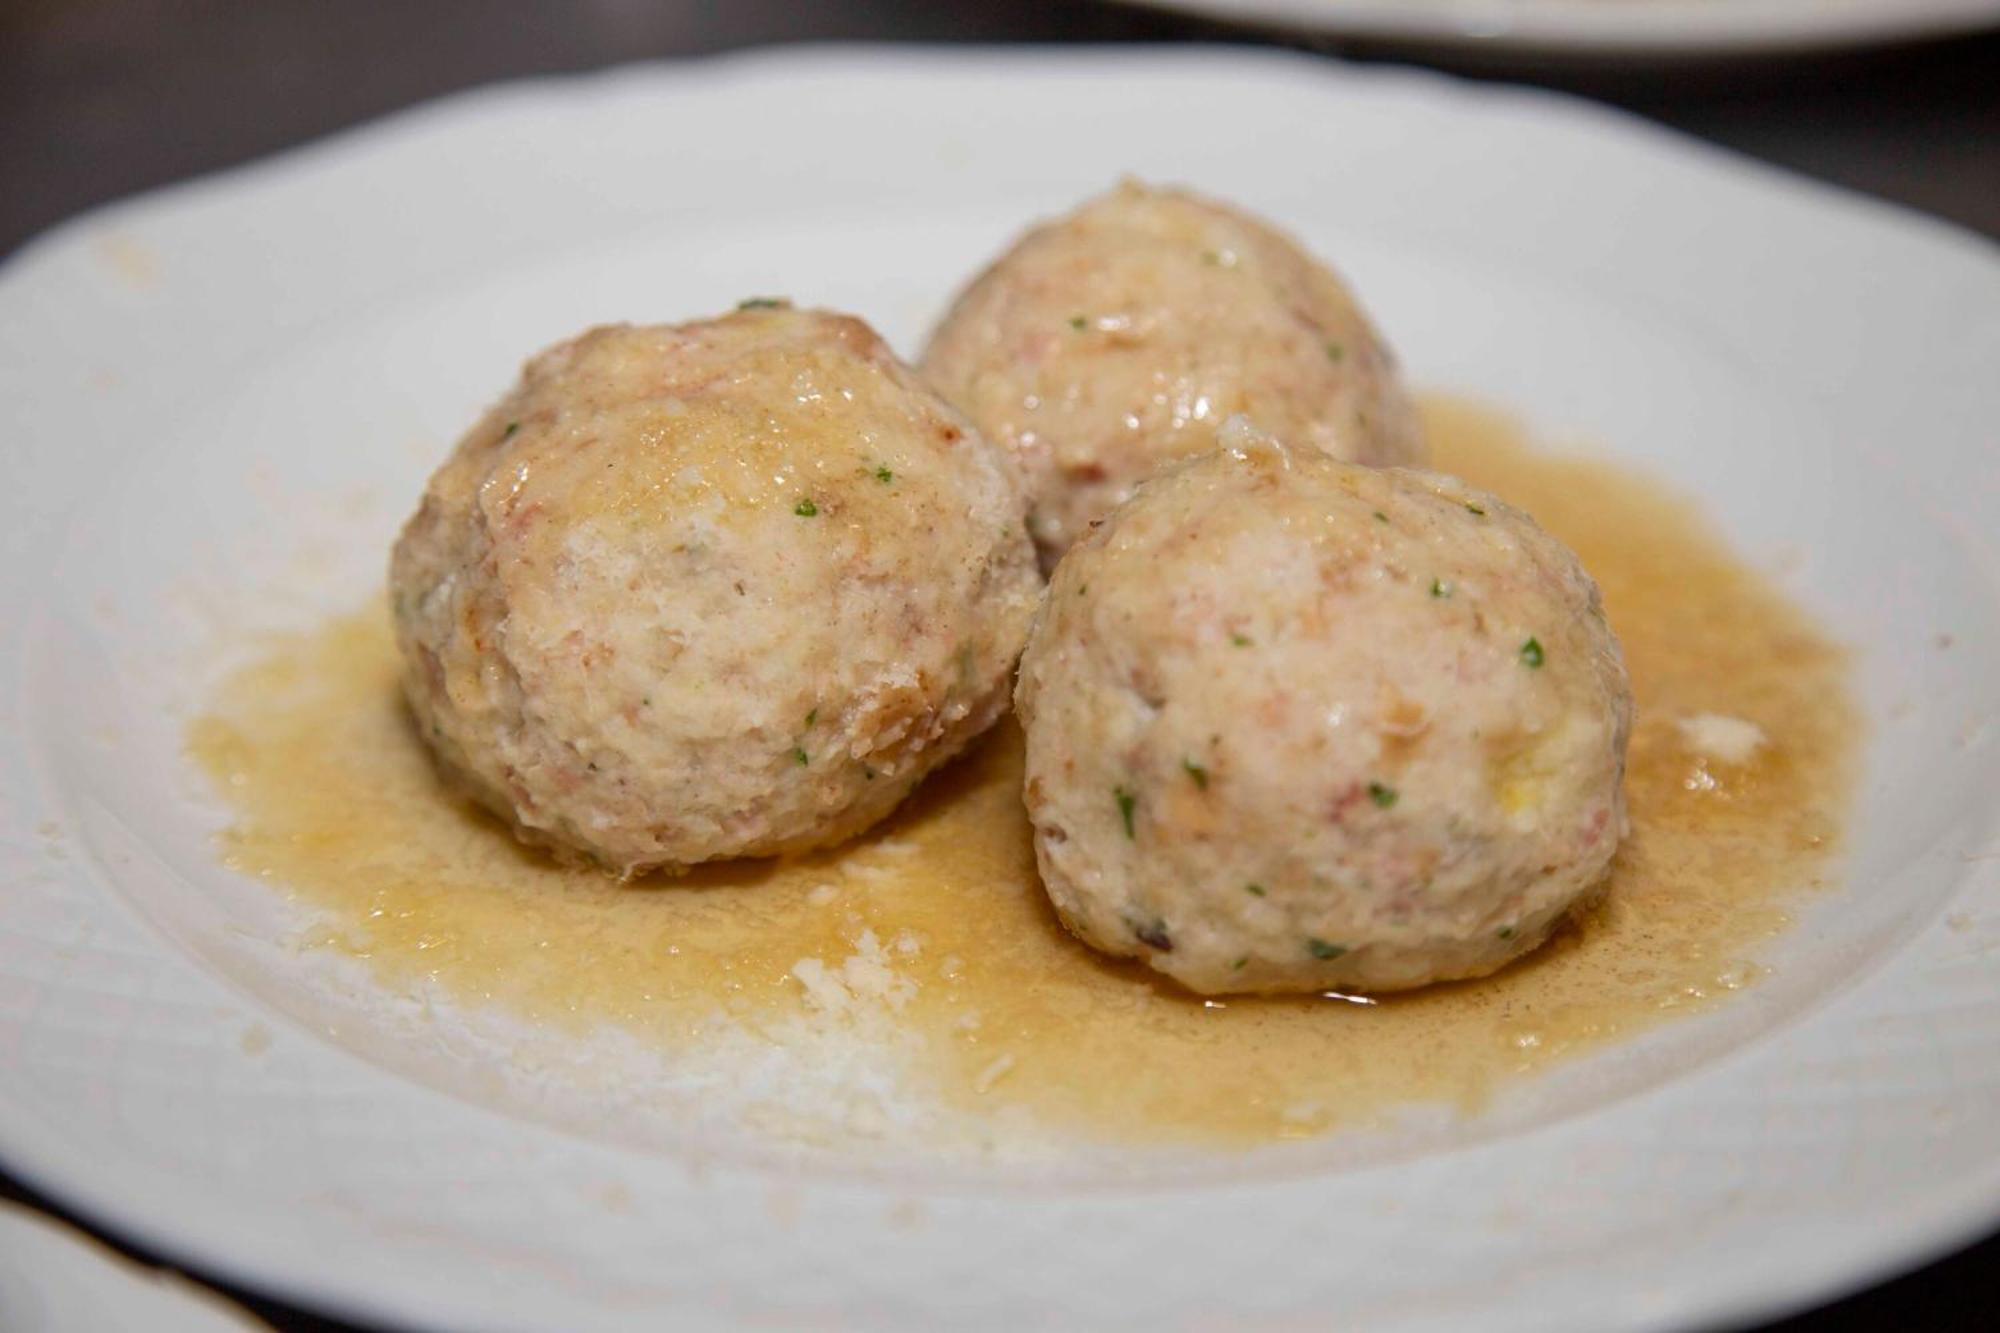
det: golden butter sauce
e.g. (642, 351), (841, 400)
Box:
(188, 397), (1857, 1145)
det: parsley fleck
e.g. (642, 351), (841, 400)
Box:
(1325, 340), (1346, 363)
(737, 297), (785, 310)
(1133, 918), (1173, 952)
(792, 747), (809, 766)
(1232, 956), (1248, 971)
(1231, 632), (1252, 647)
(1373, 510), (1389, 523)
(794, 498), (818, 517)
(1367, 782), (1398, 809)
(1431, 579), (1451, 598)
(1114, 785), (1137, 839)
(1245, 883), (1267, 898)
(1202, 250), (1222, 266)
(1307, 938), (1348, 960)
(1520, 637), (1545, 668)
(804, 708), (817, 728)
(1498, 925), (1517, 941)
(1465, 503), (1487, 517)
(1183, 758), (1210, 790)
(863, 766), (876, 781)
(1069, 315), (1087, 331)
(874, 465), (894, 484)
(502, 420), (520, 439)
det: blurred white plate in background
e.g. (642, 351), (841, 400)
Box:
(1120, 0), (2000, 55)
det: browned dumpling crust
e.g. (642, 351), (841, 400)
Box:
(924, 181), (1423, 569)
(1015, 420), (1630, 995)
(390, 306), (1041, 875)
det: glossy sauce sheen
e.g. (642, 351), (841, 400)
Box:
(188, 398), (1857, 1145)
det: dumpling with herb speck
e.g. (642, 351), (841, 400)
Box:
(923, 179), (1423, 570)
(1014, 418), (1630, 995)
(390, 304), (1041, 876)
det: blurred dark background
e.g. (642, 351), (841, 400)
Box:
(1, 1), (1995, 1329)
(3, 0), (1997, 257)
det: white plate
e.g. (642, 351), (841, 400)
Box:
(0, 1201), (265, 1333)
(1121, 0), (2000, 55)
(2, 45), (1998, 1333)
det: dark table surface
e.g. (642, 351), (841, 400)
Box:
(3, 2), (1996, 1329)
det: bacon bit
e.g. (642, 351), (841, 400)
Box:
(1326, 783), (1368, 823)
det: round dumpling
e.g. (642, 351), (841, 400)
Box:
(390, 305), (1041, 875)
(923, 180), (1423, 568)
(1014, 420), (1630, 994)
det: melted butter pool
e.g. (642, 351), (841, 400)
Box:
(188, 397), (1858, 1146)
